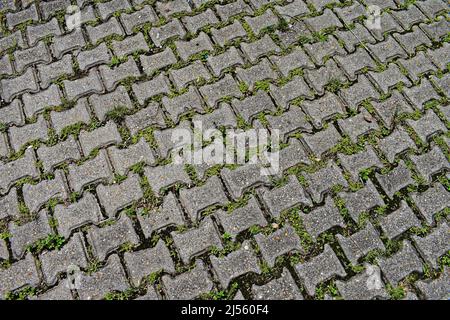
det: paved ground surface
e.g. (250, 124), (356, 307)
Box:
(0, 0), (449, 300)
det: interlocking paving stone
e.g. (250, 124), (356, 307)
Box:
(303, 124), (342, 157)
(244, 9), (278, 36)
(172, 217), (223, 264)
(54, 192), (103, 239)
(86, 17), (124, 44)
(252, 268), (303, 300)
(14, 41), (52, 74)
(157, 0), (191, 17)
(369, 64), (411, 95)
(6, 4), (39, 29)
(394, 26), (433, 56)
(301, 93), (345, 129)
(149, 19), (186, 47)
(271, 47), (314, 77)
(23, 170), (68, 213)
(241, 34), (280, 63)
(295, 244), (346, 296)
(162, 87), (204, 122)
(0, 67), (39, 103)
(215, 196), (267, 240)
(124, 240), (175, 286)
(410, 146), (450, 184)
(78, 254), (129, 300)
(68, 149), (113, 193)
(340, 180), (385, 223)
(0, 31), (24, 54)
(398, 52), (437, 83)
(305, 161), (348, 203)
(136, 286), (160, 300)
(260, 176), (311, 218)
(413, 222), (449, 269)
(275, 0), (308, 20)
(207, 46), (244, 77)
(162, 260), (213, 300)
(411, 184), (450, 225)
(305, 9), (342, 32)
(255, 224), (302, 267)
(0, 148), (39, 193)
(0, 99), (24, 127)
(375, 161), (415, 198)
(265, 107), (312, 140)
(175, 32), (214, 61)
(415, 267), (450, 300)
(307, 60), (348, 96)
(179, 176), (228, 221)
(406, 109), (446, 143)
(27, 18), (61, 46)
(340, 74), (380, 108)
(211, 20), (247, 46)
(22, 85), (62, 119)
(416, 0), (448, 19)
(215, 0), (251, 21)
(379, 241), (423, 285)
(87, 214), (140, 261)
(271, 77), (314, 110)
(108, 138), (155, 176)
(0, 253), (39, 298)
(421, 18), (449, 42)
(99, 59), (141, 92)
(50, 98), (91, 135)
(124, 103), (166, 136)
(300, 196), (345, 240)
(236, 58), (278, 91)
(304, 36), (346, 66)
(182, 9), (219, 33)
(338, 146), (383, 181)
(336, 264), (389, 300)
(9, 116), (49, 152)
(221, 163), (270, 199)
(232, 90), (275, 123)
(96, 173), (143, 218)
(403, 79), (441, 110)
(132, 74), (171, 105)
(0, 188), (19, 219)
(378, 127), (417, 163)
(145, 163), (191, 194)
(371, 91), (413, 129)
(3, 0), (449, 300)
(89, 86), (133, 122)
(37, 54), (74, 89)
(427, 43), (450, 70)
(79, 121), (122, 156)
(141, 48), (177, 75)
(9, 210), (52, 259)
(336, 23), (376, 52)
(337, 223), (385, 265)
(192, 103), (237, 129)
(51, 29), (86, 59)
(76, 43), (111, 72)
(40, 232), (89, 285)
(137, 192), (185, 237)
(121, 6), (158, 34)
(64, 69), (104, 101)
(31, 283), (73, 300)
(379, 201), (421, 240)
(153, 120), (191, 158)
(211, 241), (261, 288)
